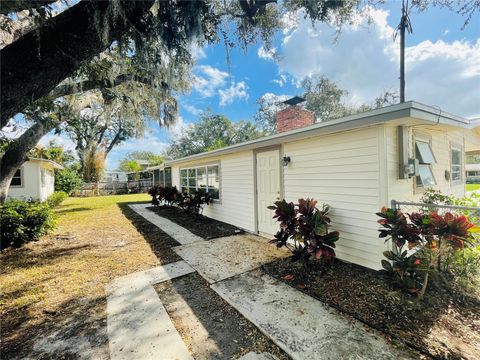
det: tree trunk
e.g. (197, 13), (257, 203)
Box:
(0, 0), (154, 126)
(0, 120), (55, 203)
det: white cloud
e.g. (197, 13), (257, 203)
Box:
(189, 42), (207, 60)
(277, 8), (480, 118)
(272, 74), (288, 87)
(39, 134), (76, 152)
(219, 81), (249, 106)
(166, 116), (193, 138)
(258, 45), (277, 60)
(182, 103), (202, 116)
(105, 130), (170, 170)
(193, 65), (229, 97)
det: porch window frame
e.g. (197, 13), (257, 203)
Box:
(179, 163), (221, 201)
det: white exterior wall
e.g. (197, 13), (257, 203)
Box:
(38, 164), (55, 201)
(8, 161), (57, 202)
(8, 162), (40, 201)
(282, 126), (387, 270)
(171, 150), (256, 232)
(385, 125), (466, 203)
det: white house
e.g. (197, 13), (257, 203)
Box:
(152, 101), (480, 270)
(466, 163), (480, 182)
(8, 158), (63, 202)
(101, 171), (128, 182)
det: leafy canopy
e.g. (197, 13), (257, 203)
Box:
(166, 113), (264, 159)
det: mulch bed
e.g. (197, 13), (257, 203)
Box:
(148, 205), (242, 240)
(155, 272), (289, 360)
(263, 257), (480, 360)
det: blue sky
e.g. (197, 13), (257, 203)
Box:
(36, 3), (480, 170)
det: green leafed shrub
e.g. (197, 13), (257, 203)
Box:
(1, 200), (55, 249)
(46, 191), (68, 208)
(54, 168), (82, 195)
(268, 198), (339, 267)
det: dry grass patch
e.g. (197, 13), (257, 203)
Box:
(0, 194), (180, 359)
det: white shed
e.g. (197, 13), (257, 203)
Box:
(160, 101), (480, 270)
(8, 158), (63, 202)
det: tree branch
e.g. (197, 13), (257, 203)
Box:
(0, 0), (155, 126)
(0, 0), (58, 15)
(49, 74), (165, 99)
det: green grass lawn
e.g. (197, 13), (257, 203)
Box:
(466, 184), (480, 192)
(0, 193), (157, 357)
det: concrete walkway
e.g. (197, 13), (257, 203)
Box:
(110, 204), (416, 360)
(173, 234), (289, 284)
(129, 204), (203, 244)
(107, 261), (195, 360)
(211, 270), (415, 360)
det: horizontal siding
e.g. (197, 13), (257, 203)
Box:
(386, 125), (466, 203)
(283, 126), (384, 270)
(171, 151), (256, 232)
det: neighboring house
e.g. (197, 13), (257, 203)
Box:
(466, 163), (480, 182)
(152, 101), (480, 270)
(101, 171), (128, 182)
(8, 158), (63, 202)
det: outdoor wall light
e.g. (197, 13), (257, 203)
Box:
(282, 156), (291, 166)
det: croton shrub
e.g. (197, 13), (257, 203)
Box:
(268, 198), (339, 267)
(377, 207), (477, 298)
(148, 185), (211, 215)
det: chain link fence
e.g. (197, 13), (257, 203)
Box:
(391, 200), (480, 220)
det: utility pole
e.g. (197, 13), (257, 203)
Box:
(396, 0), (412, 103)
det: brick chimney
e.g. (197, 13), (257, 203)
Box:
(275, 105), (314, 133)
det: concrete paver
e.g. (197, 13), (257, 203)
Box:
(129, 204), (203, 244)
(173, 234), (288, 284)
(107, 261), (195, 360)
(238, 352), (280, 360)
(211, 269), (415, 360)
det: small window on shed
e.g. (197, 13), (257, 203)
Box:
(11, 169), (22, 187)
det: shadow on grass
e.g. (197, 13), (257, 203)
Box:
(1, 244), (95, 271)
(118, 202), (181, 265)
(1, 293), (109, 359)
(55, 206), (92, 215)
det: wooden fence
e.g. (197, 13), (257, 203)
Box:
(73, 179), (153, 196)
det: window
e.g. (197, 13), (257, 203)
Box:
(164, 167), (172, 187)
(415, 138), (436, 187)
(180, 164), (220, 200)
(451, 146), (462, 182)
(41, 168), (47, 186)
(11, 168), (22, 187)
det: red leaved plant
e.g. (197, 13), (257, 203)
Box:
(377, 207), (476, 299)
(268, 198), (339, 267)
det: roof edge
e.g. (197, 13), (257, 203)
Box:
(165, 101), (471, 166)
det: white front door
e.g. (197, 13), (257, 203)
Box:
(256, 149), (281, 235)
